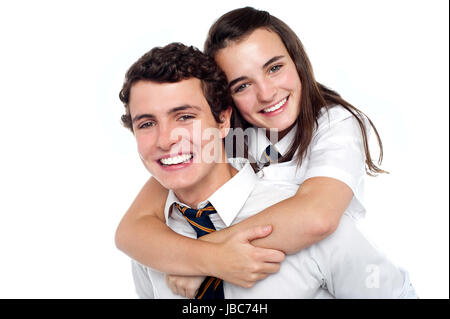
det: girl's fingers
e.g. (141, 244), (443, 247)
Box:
(255, 247), (285, 263)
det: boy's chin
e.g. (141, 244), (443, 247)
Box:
(159, 179), (194, 193)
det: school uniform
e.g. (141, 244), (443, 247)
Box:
(247, 105), (368, 220)
(132, 159), (417, 298)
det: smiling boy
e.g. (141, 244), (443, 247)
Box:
(119, 43), (284, 298)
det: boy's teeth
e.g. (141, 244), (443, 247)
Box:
(263, 97), (287, 113)
(160, 154), (192, 165)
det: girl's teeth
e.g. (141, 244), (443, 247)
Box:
(263, 97), (287, 113)
(160, 154), (192, 165)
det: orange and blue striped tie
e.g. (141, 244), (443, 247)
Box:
(174, 202), (224, 299)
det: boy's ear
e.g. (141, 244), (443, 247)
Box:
(219, 107), (232, 138)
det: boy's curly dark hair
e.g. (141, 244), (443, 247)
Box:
(119, 42), (233, 132)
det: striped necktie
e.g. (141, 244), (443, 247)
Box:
(174, 202), (224, 299)
(260, 144), (282, 167)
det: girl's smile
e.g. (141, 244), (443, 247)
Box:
(260, 95), (289, 115)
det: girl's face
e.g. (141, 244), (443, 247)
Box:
(215, 28), (302, 137)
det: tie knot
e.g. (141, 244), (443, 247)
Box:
(175, 202), (217, 219)
(174, 202), (217, 238)
(261, 144), (282, 166)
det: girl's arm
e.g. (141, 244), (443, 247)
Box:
(115, 177), (284, 282)
(200, 176), (353, 254)
(115, 177), (214, 275)
(163, 175), (353, 297)
(116, 174), (353, 274)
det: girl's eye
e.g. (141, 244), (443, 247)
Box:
(138, 121), (155, 129)
(269, 64), (282, 73)
(233, 83), (249, 93)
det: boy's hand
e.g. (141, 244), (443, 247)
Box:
(165, 274), (206, 298)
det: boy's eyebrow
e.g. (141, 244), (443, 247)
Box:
(228, 55), (285, 88)
(132, 113), (154, 124)
(167, 104), (202, 114)
(131, 105), (201, 124)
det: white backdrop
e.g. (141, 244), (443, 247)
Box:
(0, 0), (448, 298)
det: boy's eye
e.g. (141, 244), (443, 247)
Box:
(233, 83), (249, 93)
(138, 121), (155, 129)
(178, 114), (195, 121)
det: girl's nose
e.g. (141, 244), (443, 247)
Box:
(256, 79), (277, 103)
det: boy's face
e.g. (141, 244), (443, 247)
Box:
(128, 78), (230, 193)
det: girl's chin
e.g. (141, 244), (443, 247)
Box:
(258, 119), (295, 133)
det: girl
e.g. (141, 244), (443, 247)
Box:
(116, 7), (386, 297)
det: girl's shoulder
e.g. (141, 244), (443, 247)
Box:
(317, 105), (353, 128)
(315, 104), (365, 136)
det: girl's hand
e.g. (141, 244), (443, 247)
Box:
(165, 274), (206, 299)
(201, 225), (285, 288)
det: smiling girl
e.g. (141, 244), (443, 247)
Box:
(115, 7), (386, 297)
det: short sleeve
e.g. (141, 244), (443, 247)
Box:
(302, 106), (368, 218)
(131, 260), (155, 299)
(312, 214), (418, 298)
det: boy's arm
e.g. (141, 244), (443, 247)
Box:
(313, 214), (417, 298)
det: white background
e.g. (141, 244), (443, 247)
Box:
(0, 0), (448, 298)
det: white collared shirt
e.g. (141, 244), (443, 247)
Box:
(132, 160), (417, 299)
(247, 105), (368, 220)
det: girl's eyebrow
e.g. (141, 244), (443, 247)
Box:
(262, 55), (285, 69)
(228, 55), (286, 88)
(228, 76), (248, 89)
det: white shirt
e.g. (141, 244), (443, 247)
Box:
(132, 160), (417, 299)
(247, 105), (368, 220)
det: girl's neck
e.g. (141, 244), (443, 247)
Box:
(264, 122), (296, 143)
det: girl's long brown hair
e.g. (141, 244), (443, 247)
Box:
(204, 7), (387, 176)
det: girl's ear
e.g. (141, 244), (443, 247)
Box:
(218, 107), (232, 138)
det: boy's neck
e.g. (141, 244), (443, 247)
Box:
(174, 161), (238, 208)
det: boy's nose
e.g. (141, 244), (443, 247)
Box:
(156, 124), (180, 151)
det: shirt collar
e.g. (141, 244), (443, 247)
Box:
(247, 124), (298, 161)
(164, 160), (259, 227)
